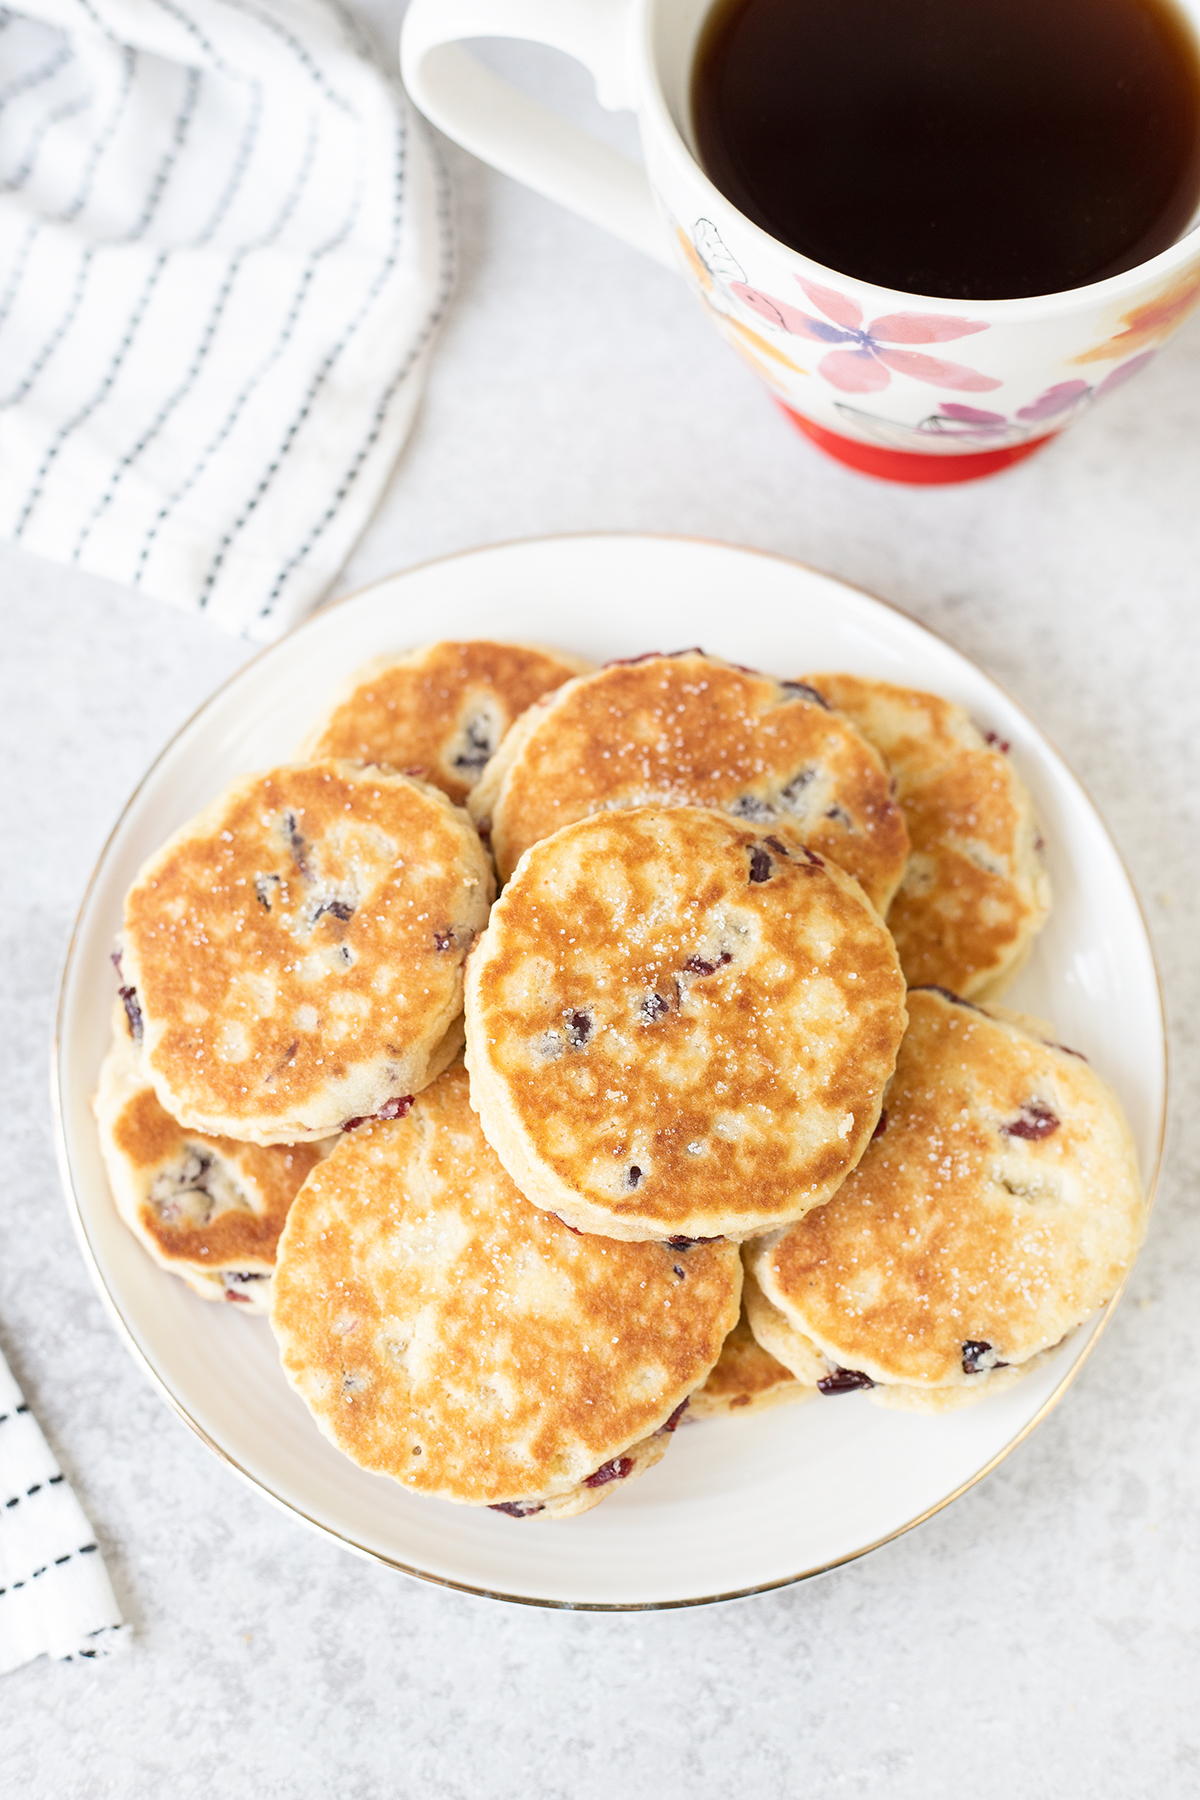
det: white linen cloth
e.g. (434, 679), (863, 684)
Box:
(0, 0), (451, 639)
(0, 1345), (128, 1673)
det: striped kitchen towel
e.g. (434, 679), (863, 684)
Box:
(0, 1344), (128, 1674)
(0, 0), (452, 640)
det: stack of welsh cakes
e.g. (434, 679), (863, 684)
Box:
(95, 642), (1145, 1520)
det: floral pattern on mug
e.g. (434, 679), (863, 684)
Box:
(675, 219), (748, 318)
(1074, 263), (1200, 365)
(680, 219), (746, 291)
(729, 277), (1001, 394)
(831, 352), (1157, 450)
(717, 314), (809, 375)
(676, 219), (812, 378)
(1015, 353), (1156, 417)
(831, 402), (1021, 450)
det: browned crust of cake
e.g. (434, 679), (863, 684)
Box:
(304, 640), (591, 804)
(122, 762), (493, 1141)
(471, 653), (909, 911)
(465, 806), (907, 1240)
(805, 673), (1050, 998)
(687, 1300), (808, 1419)
(93, 1022), (324, 1304)
(270, 1064), (741, 1507)
(749, 989), (1144, 1390)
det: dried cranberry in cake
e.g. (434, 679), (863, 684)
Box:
(313, 898), (355, 925)
(110, 952), (144, 1043)
(1002, 1100), (1059, 1140)
(780, 681), (830, 709)
(683, 951), (732, 977)
(282, 810), (312, 879)
(584, 1455), (634, 1489)
(377, 1094), (415, 1121)
(730, 794), (775, 822)
(452, 715), (497, 783)
(118, 984), (144, 1043)
(564, 1009), (593, 1047)
(342, 1094), (413, 1132)
(817, 1366), (876, 1394)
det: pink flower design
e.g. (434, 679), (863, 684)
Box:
(1015, 381), (1091, 423)
(1015, 353), (1158, 422)
(936, 404), (1013, 438)
(729, 277), (1001, 395)
(836, 349), (1161, 452)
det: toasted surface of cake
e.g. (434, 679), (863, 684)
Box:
(746, 988), (1144, 1404)
(270, 1064), (741, 1514)
(304, 640), (590, 804)
(94, 1014), (324, 1311)
(687, 1295), (809, 1419)
(121, 762), (492, 1143)
(469, 652), (909, 910)
(741, 1266), (828, 1387)
(805, 673), (1050, 998)
(464, 806), (908, 1242)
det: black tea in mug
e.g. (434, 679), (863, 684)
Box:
(692, 0), (1200, 299)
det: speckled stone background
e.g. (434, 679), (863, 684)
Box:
(2, 7), (1199, 1793)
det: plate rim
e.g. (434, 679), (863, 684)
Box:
(51, 530), (1169, 1611)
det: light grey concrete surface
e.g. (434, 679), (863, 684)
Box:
(2, 9), (1199, 1795)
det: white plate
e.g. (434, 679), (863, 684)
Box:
(54, 535), (1166, 1609)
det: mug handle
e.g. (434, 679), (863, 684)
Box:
(399, 0), (674, 266)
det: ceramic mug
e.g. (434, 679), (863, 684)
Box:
(401, 0), (1200, 484)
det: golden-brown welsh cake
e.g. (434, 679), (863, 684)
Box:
(687, 1291), (809, 1420)
(745, 987), (1145, 1411)
(270, 1064), (741, 1517)
(468, 651), (909, 911)
(804, 673), (1050, 998)
(740, 1265), (828, 1389)
(94, 1012), (325, 1311)
(464, 806), (908, 1242)
(303, 640), (591, 805)
(119, 762), (493, 1144)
